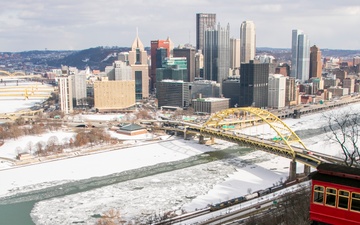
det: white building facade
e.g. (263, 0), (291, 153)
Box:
(268, 74), (286, 108)
(240, 21), (256, 64)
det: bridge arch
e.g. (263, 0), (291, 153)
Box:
(201, 107), (309, 159)
(0, 70), (12, 76)
(0, 70), (26, 76)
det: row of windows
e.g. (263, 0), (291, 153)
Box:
(313, 185), (360, 212)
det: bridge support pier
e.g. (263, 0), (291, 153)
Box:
(289, 160), (297, 181)
(199, 135), (215, 145)
(304, 165), (311, 175)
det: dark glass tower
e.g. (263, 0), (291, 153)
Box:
(196, 13), (216, 51)
(239, 60), (269, 108)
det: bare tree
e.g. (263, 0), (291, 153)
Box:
(325, 110), (360, 167)
(95, 209), (129, 225)
(26, 141), (33, 155)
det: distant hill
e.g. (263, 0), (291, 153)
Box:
(256, 47), (360, 59)
(46, 46), (131, 71)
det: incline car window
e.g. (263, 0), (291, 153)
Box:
(351, 192), (360, 212)
(338, 190), (349, 209)
(325, 188), (337, 207)
(314, 185), (324, 204)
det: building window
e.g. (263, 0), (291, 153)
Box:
(351, 192), (360, 212)
(313, 185), (324, 204)
(325, 188), (337, 207)
(338, 190), (349, 210)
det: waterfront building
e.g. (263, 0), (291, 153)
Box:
(222, 76), (241, 107)
(343, 77), (355, 94)
(268, 74), (286, 109)
(192, 97), (229, 114)
(240, 61), (269, 108)
(285, 77), (297, 106)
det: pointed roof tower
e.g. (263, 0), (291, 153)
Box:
(131, 28), (144, 51)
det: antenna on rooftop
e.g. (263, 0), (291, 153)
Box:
(136, 27), (139, 37)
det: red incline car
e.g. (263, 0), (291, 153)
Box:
(309, 163), (360, 225)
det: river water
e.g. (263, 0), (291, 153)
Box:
(0, 146), (255, 225)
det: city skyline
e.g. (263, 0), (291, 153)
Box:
(0, 0), (359, 52)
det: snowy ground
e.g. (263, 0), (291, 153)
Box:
(1, 91), (360, 224)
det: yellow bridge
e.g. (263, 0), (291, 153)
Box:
(157, 107), (344, 179)
(0, 85), (54, 99)
(0, 70), (42, 79)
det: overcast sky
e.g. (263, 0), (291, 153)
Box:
(0, 0), (359, 52)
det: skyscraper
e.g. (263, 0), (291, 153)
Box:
(196, 13), (216, 51)
(150, 38), (172, 89)
(230, 38), (240, 75)
(291, 29), (310, 82)
(203, 23), (230, 83)
(128, 32), (149, 100)
(310, 45), (322, 78)
(240, 21), (256, 64)
(173, 47), (196, 82)
(239, 60), (269, 108)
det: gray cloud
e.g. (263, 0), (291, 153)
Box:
(0, 0), (359, 51)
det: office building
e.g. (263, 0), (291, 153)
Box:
(230, 38), (240, 75)
(291, 29), (310, 82)
(118, 52), (129, 64)
(222, 76), (241, 107)
(156, 57), (188, 82)
(150, 38), (172, 88)
(196, 13), (216, 51)
(239, 61), (269, 108)
(58, 76), (73, 114)
(156, 80), (191, 108)
(93, 80), (135, 112)
(343, 78), (355, 94)
(190, 79), (221, 99)
(353, 56), (360, 67)
(268, 74), (286, 109)
(310, 45), (322, 78)
(240, 21), (256, 64)
(195, 50), (204, 78)
(129, 33), (149, 100)
(173, 47), (196, 82)
(285, 77), (297, 106)
(275, 63), (290, 77)
(69, 72), (87, 106)
(113, 61), (132, 81)
(192, 97), (229, 114)
(203, 23), (230, 83)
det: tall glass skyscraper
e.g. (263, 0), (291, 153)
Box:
(291, 29), (310, 82)
(203, 23), (230, 83)
(196, 13), (216, 51)
(240, 21), (256, 64)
